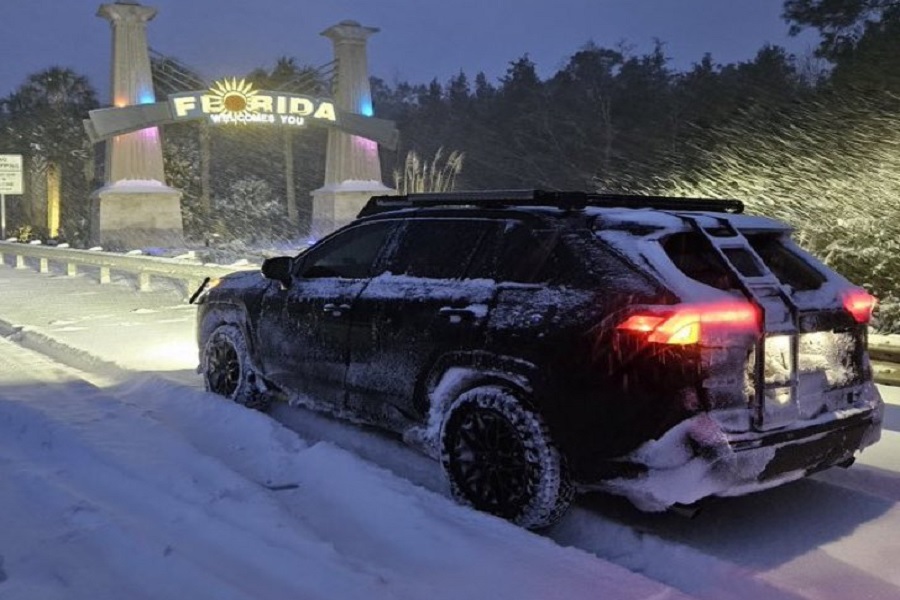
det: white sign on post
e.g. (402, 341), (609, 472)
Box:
(0, 154), (22, 240)
(0, 154), (23, 195)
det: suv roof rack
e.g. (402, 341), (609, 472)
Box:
(358, 189), (744, 217)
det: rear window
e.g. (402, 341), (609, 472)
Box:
(662, 232), (739, 291)
(661, 232), (825, 292)
(747, 234), (826, 291)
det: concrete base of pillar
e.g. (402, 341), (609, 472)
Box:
(91, 182), (184, 250)
(310, 180), (395, 239)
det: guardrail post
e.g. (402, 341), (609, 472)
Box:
(15, 254), (25, 269)
(100, 266), (111, 284)
(67, 262), (77, 277)
(39, 258), (49, 274)
(139, 271), (151, 291)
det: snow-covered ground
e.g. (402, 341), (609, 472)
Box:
(2, 262), (900, 600)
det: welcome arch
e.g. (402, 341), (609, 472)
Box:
(87, 2), (397, 248)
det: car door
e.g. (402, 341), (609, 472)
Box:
(256, 220), (395, 409)
(345, 218), (500, 424)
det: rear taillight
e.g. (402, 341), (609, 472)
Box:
(617, 301), (759, 345)
(843, 289), (876, 324)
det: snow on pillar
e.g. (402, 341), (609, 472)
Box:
(310, 20), (394, 238)
(91, 1), (183, 249)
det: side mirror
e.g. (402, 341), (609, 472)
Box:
(261, 256), (293, 288)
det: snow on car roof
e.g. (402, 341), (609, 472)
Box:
(587, 207), (789, 233)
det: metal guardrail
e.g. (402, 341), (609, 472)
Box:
(0, 241), (254, 296)
(869, 344), (900, 363)
(869, 344), (900, 387)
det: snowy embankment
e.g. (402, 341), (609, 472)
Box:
(0, 340), (688, 600)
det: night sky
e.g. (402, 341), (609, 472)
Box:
(1, 0), (820, 102)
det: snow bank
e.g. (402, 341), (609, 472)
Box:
(0, 345), (691, 600)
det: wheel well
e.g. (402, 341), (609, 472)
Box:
(199, 305), (255, 359)
(412, 352), (539, 456)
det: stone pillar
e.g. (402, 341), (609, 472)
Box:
(310, 20), (394, 239)
(92, 1), (183, 249)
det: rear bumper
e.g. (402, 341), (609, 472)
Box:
(581, 381), (884, 511)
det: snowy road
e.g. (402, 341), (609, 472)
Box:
(274, 380), (900, 600)
(2, 264), (900, 599)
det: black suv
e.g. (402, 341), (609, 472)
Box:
(195, 190), (883, 528)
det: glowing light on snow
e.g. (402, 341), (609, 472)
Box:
(359, 99), (374, 117)
(138, 340), (198, 371)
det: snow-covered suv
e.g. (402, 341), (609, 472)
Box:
(194, 190), (883, 528)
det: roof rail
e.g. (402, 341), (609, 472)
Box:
(357, 189), (743, 217)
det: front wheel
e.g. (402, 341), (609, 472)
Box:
(201, 324), (269, 411)
(440, 386), (573, 529)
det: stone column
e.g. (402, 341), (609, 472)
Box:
(92, 1), (183, 249)
(310, 20), (394, 239)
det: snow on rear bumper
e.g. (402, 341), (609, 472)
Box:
(586, 381), (884, 512)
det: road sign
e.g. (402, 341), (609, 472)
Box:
(0, 154), (23, 195)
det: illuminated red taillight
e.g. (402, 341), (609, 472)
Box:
(617, 301), (759, 345)
(843, 289), (876, 324)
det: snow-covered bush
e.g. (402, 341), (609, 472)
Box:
(212, 177), (284, 243)
(663, 91), (900, 331)
(872, 296), (900, 333)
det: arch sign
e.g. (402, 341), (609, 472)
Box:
(170, 78), (337, 127)
(84, 77), (398, 149)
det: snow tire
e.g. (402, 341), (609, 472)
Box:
(440, 386), (574, 529)
(202, 324), (269, 411)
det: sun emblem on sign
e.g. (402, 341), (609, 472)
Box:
(208, 78), (258, 115)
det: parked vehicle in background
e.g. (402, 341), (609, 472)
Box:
(194, 190), (883, 528)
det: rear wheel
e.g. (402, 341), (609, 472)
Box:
(202, 324), (268, 411)
(440, 386), (573, 529)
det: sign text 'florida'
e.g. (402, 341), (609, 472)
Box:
(169, 78), (337, 127)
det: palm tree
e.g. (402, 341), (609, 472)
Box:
(1, 67), (98, 239)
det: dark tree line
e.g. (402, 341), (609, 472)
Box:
(372, 42), (814, 193)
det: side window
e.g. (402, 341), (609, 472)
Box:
(493, 226), (565, 283)
(384, 219), (492, 279)
(463, 222), (564, 283)
(299, 221), (393, 279)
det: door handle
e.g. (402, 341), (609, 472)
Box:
(323, 303), (350, 317)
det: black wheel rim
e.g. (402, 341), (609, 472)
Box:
(206, 335), (240, 397)
(448, 407), (532, 518)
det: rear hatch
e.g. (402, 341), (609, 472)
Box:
(594, 209), (878, 434)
